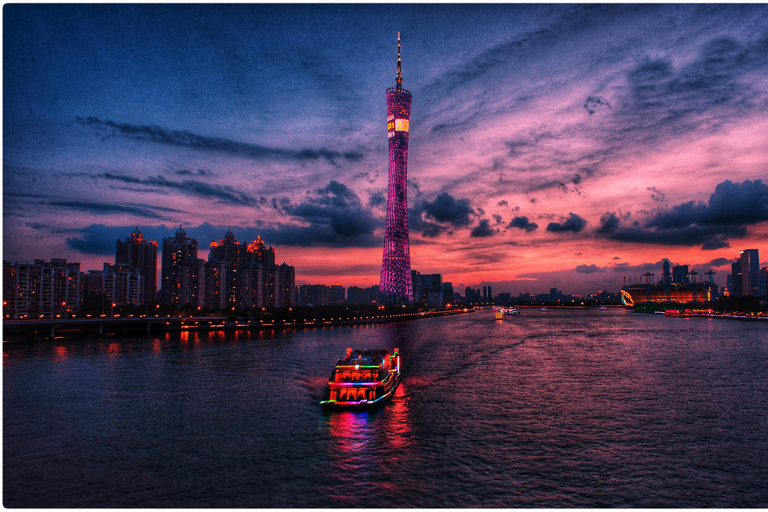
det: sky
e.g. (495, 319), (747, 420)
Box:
(4, 4), (768, 296)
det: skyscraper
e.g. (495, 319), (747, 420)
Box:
(672, 265), (689, 284)
(380, 33), (413, 304)
(731, 259), (743, 297)
(160, 225), (198, 305)
(739, 249), (760, 296)
(209, 229), (245, 307)
(116, 227), (158, 304)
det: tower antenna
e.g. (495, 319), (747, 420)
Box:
(396, 32), (402, 89)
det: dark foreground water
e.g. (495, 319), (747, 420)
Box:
(4, 309), (768, 507)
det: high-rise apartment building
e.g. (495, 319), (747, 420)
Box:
(209, 229), (246, 307)
(178, 257), (206, 308)
(275, 263), (295, 309)
(380, 33), (413, 304)
(3, 258), (82, 319)
(204, 259), (227, 310)
(329, 284), (345, 305)
(115, 227), (158, 304)
(246, 236), (275, 265)
(160, 226), (198, 305)
(84, 263), (143, 307)
(347, 286), (370, 305)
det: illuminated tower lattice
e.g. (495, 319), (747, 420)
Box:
(380, 33), (413, 303)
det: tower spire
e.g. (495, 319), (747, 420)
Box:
(396, 32), (402, 89)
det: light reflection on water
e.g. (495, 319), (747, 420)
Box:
(3, 310), (768, 507)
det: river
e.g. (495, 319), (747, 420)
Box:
(4, 308), (767, 507)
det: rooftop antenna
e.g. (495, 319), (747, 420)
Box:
(396, 32), (403, 89)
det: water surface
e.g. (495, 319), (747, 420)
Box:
(4, 309), (768, 507)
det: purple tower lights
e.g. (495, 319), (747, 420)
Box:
(380, 33), (413, 304)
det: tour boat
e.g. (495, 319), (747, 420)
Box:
(320, 348), (401, 409)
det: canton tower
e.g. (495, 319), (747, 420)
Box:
(380, 33), (413, 304)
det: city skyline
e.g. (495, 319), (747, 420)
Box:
(4, 4), (768, 296)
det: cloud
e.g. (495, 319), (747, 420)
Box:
(470, 219), (499, 238)
(497, 200), (509, 207)
(419, 193), (475, 227)
(610, 259), (676, 274)
(583, 96), (611, 115)
(65, 224), (178, 255)
(77, 116), (363, 164)
(598, 179), (767, 249)
(596, 212), (620, 234)
(646, 179), (768, 229)
(174, 169), (214, 177)
(354, 171), (378, 184)
(700, 238), (730, 251)
(617, 34), (768, 147)
(406, 192), (479, 238)
(703, 257), (731, 268)
(271, 180), (382, 247)
(66, 224), (125, 255)
(97, 173), (262, 207)
(575, 264), (603, 274)
(408, 207), (446, 238)
(546, 213), (587, 233)
(366, 189), (386, 208)
(49, 200), (183, 220)
(507, 216), (539, 232)
(647, 186), (665, 202)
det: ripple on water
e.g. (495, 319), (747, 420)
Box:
(3, 310), (768, 507)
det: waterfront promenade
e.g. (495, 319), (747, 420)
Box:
(2, 308), (471, 342)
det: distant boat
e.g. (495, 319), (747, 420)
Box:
(540, 307), (548, 312)
(599, 306), (606, 310)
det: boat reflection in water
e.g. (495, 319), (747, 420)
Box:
(320, 348), (401, 410)
(324, 380), (413, 506)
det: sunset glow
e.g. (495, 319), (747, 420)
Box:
(4, 4), (767, 296)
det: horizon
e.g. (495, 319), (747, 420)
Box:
(4, 4), (768, 297)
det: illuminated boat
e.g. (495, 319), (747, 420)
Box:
(495, 310), (504, 320)
(320, 348), (401, 409)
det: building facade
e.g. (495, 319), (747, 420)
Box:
(3, 258), (82, 319)
(209, 229), (246, 308)
(178, 257), (206, 308)
(739, 249), (761, 296)
(160, 226), (198, 305)
(115, 227), (158, 304)
(84, 263), (143, 308)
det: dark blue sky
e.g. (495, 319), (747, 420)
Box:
(4, 4), (768, 294)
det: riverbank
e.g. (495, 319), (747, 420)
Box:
(2, 307), (473, 342)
